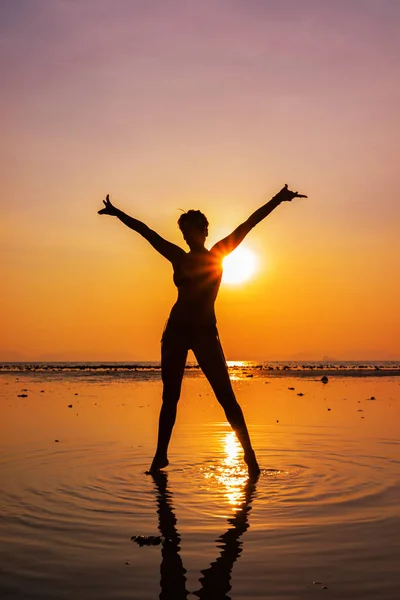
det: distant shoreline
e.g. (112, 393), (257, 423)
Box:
(1, 360), (399, 378)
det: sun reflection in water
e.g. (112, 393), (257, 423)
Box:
(225, 360), (258, 381)
(203, 432), (249, 510)
(226, 361), (248, 368)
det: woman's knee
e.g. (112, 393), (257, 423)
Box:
(162, 384), (181, 406)
(215, 390), (240, 413)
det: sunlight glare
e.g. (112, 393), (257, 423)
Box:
(225, 430), (240, 466)
(222, 246), (258, 285)
(219, 432), (248, 508)
(201, 432), (249, 509)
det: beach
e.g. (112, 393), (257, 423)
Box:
(1, 366), (399, 599)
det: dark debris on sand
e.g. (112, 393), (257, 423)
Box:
(131, 535), (164, 546)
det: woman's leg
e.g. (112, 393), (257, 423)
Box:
(192, 330), (260, 476)
(149, 327), (188, 472)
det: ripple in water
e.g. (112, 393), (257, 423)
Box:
(1, 429), (400, 599)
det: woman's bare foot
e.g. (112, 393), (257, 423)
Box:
(244, 450), (260, 478)
(146, 454), (169, 474)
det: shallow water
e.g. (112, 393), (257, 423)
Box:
(1, 373), (399, 599)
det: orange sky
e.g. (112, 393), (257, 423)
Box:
(1, 0), (399, 361)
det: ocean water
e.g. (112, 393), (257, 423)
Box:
(0, 365), (399, 599)
(1, 360), (399, 378)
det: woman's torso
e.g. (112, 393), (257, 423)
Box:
(168, 249), (223, 328)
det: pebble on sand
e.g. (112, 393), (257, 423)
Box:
(17, 394), (28, 397)
(321, 376), (329, 383)
(68, 404), (73, 408)
(297, 392), (304, 396)
(327, 408), (331, 411)
(288, 387), (295, 390)
(54, 439), (60, 442)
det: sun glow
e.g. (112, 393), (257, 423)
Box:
(222, 246), (258, 285)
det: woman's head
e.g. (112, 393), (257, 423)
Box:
(178, 210), (209, 249)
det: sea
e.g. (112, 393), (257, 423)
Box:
(1, 360), (399, 599)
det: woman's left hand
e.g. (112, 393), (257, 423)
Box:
(98, 194), (118, 216)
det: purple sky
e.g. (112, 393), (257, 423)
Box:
(1, 0), (399, 360)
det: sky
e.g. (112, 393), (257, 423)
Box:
(1, 0), (399, 361)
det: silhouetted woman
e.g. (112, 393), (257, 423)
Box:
(98, 184), (306, 476)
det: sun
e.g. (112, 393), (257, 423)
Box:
(222, 246), (258, 285)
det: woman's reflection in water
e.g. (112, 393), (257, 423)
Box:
(135, 471), (258, 600)
(153, 471), (189, 600)
(193, 473), (258, 600)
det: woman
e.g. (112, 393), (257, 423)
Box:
(98, 184), (306, 476)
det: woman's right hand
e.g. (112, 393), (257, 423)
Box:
(98, 194), (118, 216)
(275, 184), (307, 202)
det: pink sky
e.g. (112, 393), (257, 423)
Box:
(1, 0), (399, 360)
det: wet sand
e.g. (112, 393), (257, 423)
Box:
(1, 372), (399, 599)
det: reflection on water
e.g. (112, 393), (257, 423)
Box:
(193, 475), (258, 600)
(225, 361), (248, 368)
(202, 432), (249, 509)
(1, 376), (400, 599)
(135, 437), (259, 600)
(139, 469), (258, 600)
(151, 472), (189, 600)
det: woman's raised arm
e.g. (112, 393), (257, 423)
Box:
(98, 195), (185, 264)
(211, 184), (307, 257)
